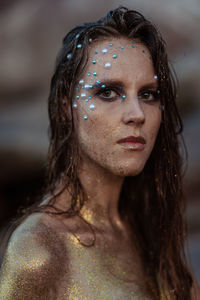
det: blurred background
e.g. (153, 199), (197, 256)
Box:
(0, 0), (199, 283)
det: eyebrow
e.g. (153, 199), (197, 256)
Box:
(92, 79), (158, 90)
(92, 79), (125, 89)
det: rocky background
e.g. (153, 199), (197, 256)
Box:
(0, 0), (200, 282)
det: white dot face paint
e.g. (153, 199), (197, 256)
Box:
(72, 38), (161, 177)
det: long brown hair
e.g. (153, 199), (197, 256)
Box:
(0, 6), (195, 299)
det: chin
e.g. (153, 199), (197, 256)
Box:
(109, 162), (146, 177)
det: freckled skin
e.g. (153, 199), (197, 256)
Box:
(73, 38), (161, 177)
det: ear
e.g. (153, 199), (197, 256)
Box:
(62, 96), (72, 120)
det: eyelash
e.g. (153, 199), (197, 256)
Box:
(96, 86), (160, 102)
(96, 87), (121, 102)
(138, 90), (160, 102)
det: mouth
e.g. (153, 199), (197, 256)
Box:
(117, 135), (146, 150)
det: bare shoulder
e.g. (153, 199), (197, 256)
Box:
(0, 212), (69, 300)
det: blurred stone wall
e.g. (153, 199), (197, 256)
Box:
(0, 0), (200, 282)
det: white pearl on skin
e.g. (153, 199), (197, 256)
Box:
(81, 92), (86, 99)
(89, 103), (96, 111)
(79, 79), (84, 85)
(73, 103), (77, 108)
(105, 62), (111, 69)
(102, 48), (108, 54)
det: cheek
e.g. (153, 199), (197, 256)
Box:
(145, 106), (162, 142)
(74, 109), (111, 153)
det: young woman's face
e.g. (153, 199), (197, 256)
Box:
(72, 38), (162, 176)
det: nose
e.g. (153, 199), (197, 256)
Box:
(122, 97), (145, 125)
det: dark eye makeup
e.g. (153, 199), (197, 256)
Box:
(92, 80), (160, 103)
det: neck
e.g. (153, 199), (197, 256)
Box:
(78, 157), (125, 232)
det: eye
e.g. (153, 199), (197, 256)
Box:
(138, 90), (160, 102)
(97, 88), (119, 101)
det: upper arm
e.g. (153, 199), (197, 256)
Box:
(0, 214), (68, 300)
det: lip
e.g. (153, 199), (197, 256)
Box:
(117, 135), (146, 150)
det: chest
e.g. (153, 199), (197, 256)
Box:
(58, 235), (153, 300)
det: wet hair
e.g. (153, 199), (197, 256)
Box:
(0, 6), (195, 300)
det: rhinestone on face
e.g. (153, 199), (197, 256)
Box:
(120, 46), (124, 50)
(95, 50), (98, 54)
(77, 44), (82, 49)
(93, 72), (97, 76)
(122, 94), (126, 100)
(105, 62), (111, 69)
(88, 95), (92, 99)
(83, 115), (88, 120)
(84, 84), (90, 89)
(76, 95), (80, 99)
(101, 84), (106, 89)
(109, 43), (113, 47)
(85, 99), (89, 102)
(88, 72), (91, 76)
(89, 103), (96, 111)
(92, 59), (96, 64)
(67, 53), (72, 60)
(81, 92), (86, 99)
(75, 33), (80, 39)
(154, 75), (158, 79)
(142, 49), (145, 53)
(131, 45), (135, 48)
(112, 54), (117, 59)
(79, 79), (84, 85)
(73, 103), (77, 108)
(96, 80), (101, 85)
(102, 48), (108, 54)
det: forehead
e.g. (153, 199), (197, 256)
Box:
(81, 38), (155, 85)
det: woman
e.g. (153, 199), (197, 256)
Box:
(0, 6), (198, 300)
